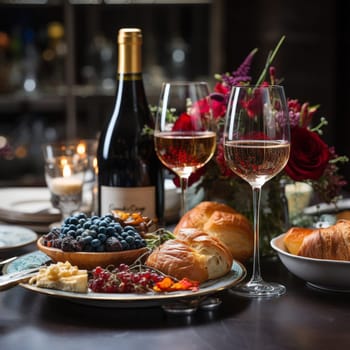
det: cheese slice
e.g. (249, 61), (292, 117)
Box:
(29, 261), (88, 293)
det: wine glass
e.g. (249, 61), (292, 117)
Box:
(42, 142), (88, 222)
(224, 85), (290, 298)
(154, 81), (216, 217)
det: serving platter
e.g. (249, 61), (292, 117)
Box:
(4, 250), (246, 308)
(0, 225), (38, 252)
(271, 233), (350, 292)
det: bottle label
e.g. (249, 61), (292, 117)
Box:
(100, 185), (156, 219)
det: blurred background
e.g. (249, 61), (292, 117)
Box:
(0, 0), (349, 189)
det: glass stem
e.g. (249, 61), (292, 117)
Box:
(250, 185), (263, 284)
(179, 176), (189, 217)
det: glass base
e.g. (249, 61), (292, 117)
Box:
(229, 280), (286, 298)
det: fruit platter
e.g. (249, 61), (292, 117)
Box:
(14, 254), (245, 308)
(5, 201), (252, 308)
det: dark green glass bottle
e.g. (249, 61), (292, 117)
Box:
(97, 28), (164, 224)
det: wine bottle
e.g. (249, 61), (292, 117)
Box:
(97, 28), (164, 224)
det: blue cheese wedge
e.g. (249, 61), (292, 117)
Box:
(29, 261), (88, 293)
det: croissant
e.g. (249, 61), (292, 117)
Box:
(146, 229), (233, 283)
(297, 220), (350, 261)
(283, 227), (314, 255)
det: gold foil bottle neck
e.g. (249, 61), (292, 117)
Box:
(118, 28), (142, 74)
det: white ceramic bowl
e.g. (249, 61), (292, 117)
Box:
(271, 233), (350, 292)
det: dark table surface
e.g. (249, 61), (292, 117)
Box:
(1, 243), (350, 350)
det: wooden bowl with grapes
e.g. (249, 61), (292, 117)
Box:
(37, 212), (151, 270)
(37, 238), (149, 270)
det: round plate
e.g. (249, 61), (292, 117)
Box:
(4, 251), (246, 308)
(0, 225), (38, 252)
(22, 260), (246, 308)
(2, 251), (51, 273)
(303, 198), (350, 216)
(271, 233), (350, 291)
(0, 187), (61, 224)
(37, 237), (149, 270)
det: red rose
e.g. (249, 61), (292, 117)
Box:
(191, 97), (226, 120)
(171, 110), (207, 187)
(192, 98), (210, 115)
(172, 112), (198, 131)
(172, 167), (206, 187)
(285, 126), (330, 181)
(216, 142), (236, 177)
(241, 88), (264, 118)
(214, 82), (230, 95)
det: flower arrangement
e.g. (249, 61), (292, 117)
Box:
(208, 37), (347, 204)
(165, 36), (348, 253)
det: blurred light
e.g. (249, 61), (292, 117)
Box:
(172, 49), (185, 63)
(15, 146), (27, 159)
(24, 78), (37, 92)
(0, 136), (7, 149)
(77, 142), (86, 155)
(102, 78), (115, 91)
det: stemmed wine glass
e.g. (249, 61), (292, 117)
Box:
(224, 85), (290, 298)
(154, 81), (216, 217)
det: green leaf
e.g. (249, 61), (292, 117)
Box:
(255, 35), (286, 87)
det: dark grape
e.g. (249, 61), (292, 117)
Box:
(91, 238), (101, 248)
(61, 236), (76, 251)
(105, 236), (122, 251)
(42, 213), (147, 253)
(97, 233), (107, 243)
(83, 221), (91, 229)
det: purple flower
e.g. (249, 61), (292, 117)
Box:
(220, 49), (257, 88)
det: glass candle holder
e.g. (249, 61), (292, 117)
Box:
(75, 139), (98, 214)
(42, 142), (88, 221)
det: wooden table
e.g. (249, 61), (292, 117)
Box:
(1, 244), (349, 350)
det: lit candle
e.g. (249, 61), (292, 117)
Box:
(76, 142), (86, 155)
(50, 164), (83, 196)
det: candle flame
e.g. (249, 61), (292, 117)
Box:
(63, 164), (72, 177)
(77, 142), (86, 155)
(93, 157), (98, 173)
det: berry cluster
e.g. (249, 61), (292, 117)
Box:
(89, 264), (164, 293)
(42, 213), (147, 252)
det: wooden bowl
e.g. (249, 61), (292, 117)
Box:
(37, 237), (149, 270)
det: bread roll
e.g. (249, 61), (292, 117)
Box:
(203, 210), (253, 261)
(336, 210), (350, 221)
(174, 201), (237, 234)
(283, 227), (314, 255)
(298, 220), (350, 260)
(174, 201), (253, 261)
(146, 229), (233, 283)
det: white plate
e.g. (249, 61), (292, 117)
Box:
(4, 251), (246, 308)
(0, 187), (61, 224)
(271, 233), (350, 292)
(0, 225), (38, 251)
(303, 198), (350, 215)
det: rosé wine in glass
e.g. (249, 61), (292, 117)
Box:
(154, 82), (216, 217)
(224, 85), (290, 298)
